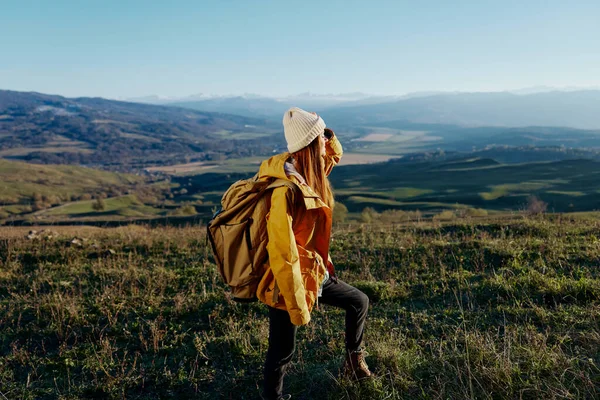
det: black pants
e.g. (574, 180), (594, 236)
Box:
(262, 278), (369, 399)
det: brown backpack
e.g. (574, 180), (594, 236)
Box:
(207, 174), (297, 302)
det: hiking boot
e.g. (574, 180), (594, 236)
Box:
(342, 348), (373, 381)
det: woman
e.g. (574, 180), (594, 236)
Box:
(256, 107), (372, 400)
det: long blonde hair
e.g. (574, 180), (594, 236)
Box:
(292, 136), (335, 209)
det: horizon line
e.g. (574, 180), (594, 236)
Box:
(3, 85), (600, 103)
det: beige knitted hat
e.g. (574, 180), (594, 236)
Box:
(282, 107), (326, 153)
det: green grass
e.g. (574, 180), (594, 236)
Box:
(6, 154), (600, 226)
(172, 155), (600, 216)
(329, 158), (600, 213)
(173, 156), (600, 219)
(0, 160), (178, 221)
(338, 188), (434, 200)
(345, 197), (472, 212)
(1, 205), (31, 215)
(0, 159), (144, 203)
(40, 195), (162, 217)
(1, 216), (598, 398)
(480, 182), (555, 200)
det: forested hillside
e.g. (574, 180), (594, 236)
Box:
(0, 90), (281, 169)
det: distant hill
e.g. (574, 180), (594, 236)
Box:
(170, 96), (288, 118)
(0, 90), (280, 169)
(322, 90), (600, 129)
(167, 93), (377, 119)
(430, 125), (600, 152)
(156, 90), (600, 129)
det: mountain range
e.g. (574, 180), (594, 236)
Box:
(322, 90), (600, 129)
(3, 88), (600, 171)
(130, 89), (600, 129)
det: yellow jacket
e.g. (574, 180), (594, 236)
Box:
(256, 133), (343, 325)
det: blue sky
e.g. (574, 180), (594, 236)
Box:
(1, 0), (599, 98)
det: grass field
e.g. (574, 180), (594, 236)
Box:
(0, 159), (160, 221)
(0, 160), (143, 204)
(0, 215), (599, 399)
(348, 128), (442, 155)
(4, 154), (600, 224)
(38, 195), (162, 218)
(161, 157), (600, 223)
(330, 158), (600, 214)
